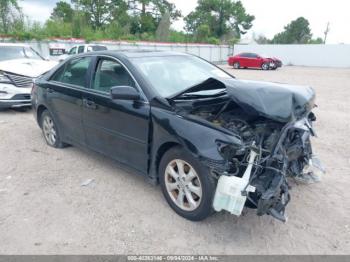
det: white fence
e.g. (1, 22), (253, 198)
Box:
(4, 40), (233, 63)
(4, 40), (349, 67)
(233, 44), (350, 68)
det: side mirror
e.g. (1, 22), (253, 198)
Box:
(110, 86), (140, 101)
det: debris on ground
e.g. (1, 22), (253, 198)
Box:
(81, 178), (95, 187)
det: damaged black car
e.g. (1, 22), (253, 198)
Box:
(32, 51), (324, 222)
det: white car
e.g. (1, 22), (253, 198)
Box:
(58, 44), (108, 61)
(0, 43), (58, 109)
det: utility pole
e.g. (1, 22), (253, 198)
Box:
(324, 22), (330, 44)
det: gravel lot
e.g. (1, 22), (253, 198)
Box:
(0, 66), (349, 255)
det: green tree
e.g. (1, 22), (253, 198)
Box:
(155, 11), (170, 41)
(254, 34), (270, 44)
(72, 0), (127, 29)
(309, 37), (324, 44)
(51, 1), (74, 23)
(196, 24), (210, 42)
(185, 0), (254, 40)
(129, 0), (181, 34)
(272, 17), (312, 44)
(45, 19), (73, 38)
(0, 0), (21, 34)
(71, 10), (89, 38)
(168, 30), (188, 43)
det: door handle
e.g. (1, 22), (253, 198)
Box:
(83, 98), (97, 110)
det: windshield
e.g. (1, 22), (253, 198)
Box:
(0, 46), (44, 61)
(132, 55), (233, 97)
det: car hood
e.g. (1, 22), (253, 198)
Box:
(224, 79), (315, 122)
(0, 59), (58, 78)
(169, 78), (315, 123)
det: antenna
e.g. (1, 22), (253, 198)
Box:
(324, 22), (330, 44)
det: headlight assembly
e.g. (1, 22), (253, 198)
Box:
(216, 140), (245, 159)
(0, 71), (11, 84)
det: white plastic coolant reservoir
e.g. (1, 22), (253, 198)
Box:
(213, 150), (257, 216)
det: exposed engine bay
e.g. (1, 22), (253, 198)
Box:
(178, 95), (324, 222)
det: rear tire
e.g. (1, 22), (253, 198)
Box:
(233, 62), (240, 69)
(40, 110), (66, 148)
(159, 146), (216, 221)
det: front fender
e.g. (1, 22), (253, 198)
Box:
(149, 107), (243, 180)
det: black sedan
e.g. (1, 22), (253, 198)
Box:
(32, 50), (322, 222)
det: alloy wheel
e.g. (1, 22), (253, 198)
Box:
(262, 63), (269, 70)
(164, 159), (203, 211)
(42, 115), (57, 146)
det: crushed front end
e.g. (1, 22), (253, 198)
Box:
(176, 78), (325, 222)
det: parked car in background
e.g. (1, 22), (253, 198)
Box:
(49, 43), (67, 61)
(58, 44), (108, 61)
(32, 50), (322, 223)
(228, 52), (282, 70)
(0, 43), (57, 109)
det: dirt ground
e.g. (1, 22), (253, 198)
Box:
(0, 66), (349, 255)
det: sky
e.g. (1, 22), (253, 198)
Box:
(19, 0), (350, 44)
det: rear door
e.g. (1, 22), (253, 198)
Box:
(46, 56), (93, 145)
(82, 56), (150, 173)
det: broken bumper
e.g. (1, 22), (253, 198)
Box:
(0, 84), (31, 108)
(212, 116), (325, 222)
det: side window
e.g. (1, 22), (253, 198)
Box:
(78, 46), (85, 54)
(68, 47), (77, 55)
(250, 53), (258, 58)
(240, 53), (248, 58)
(92, 58), (135, 93)
(51, 57), (92, 87)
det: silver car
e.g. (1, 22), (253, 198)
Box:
(0, 43), (57, 109)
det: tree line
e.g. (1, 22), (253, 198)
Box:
(255, 17), (324, 44)
(0, 0), (324, 44)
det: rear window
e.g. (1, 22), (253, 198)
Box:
(49, 49), (65, 56)
(51, 57), (92, 87)
(91, 46), (107, 51)
(239, 53), (250, 57)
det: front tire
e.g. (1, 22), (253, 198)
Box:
(40, 110), (66, 148)
(233, 62), (240, 69)
(159, 146), (216, 221)
(261, 63), (269, 70)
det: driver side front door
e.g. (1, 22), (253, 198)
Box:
(82, 56), (150, 174)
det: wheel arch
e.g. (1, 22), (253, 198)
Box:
(37, 104), (48, 128)
(155, 141), (181, 175)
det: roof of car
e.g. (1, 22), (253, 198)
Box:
(71, 44), (107, 47)
(93, 50), (190, 58)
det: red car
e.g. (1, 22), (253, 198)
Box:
(228, 52), (282, 70)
